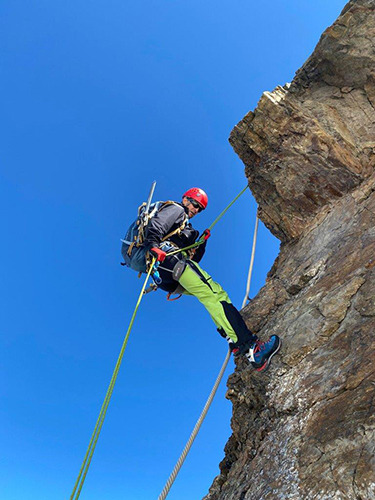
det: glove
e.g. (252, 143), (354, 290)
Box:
(150, 247), (167, 262)
(202, 228), (211, 241)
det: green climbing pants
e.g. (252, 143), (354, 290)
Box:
(177, 260), (255, 345)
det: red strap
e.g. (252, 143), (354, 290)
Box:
(167, 292), (183, 301)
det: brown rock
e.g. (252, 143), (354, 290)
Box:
(229, 0), (375, 244)
(205, 1), (375, 499)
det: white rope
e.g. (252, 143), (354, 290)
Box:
(158, 208), (260, 500)
(158, 349), (231, 500)
(241, 212), (259, 309)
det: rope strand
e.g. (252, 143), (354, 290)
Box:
(70, 185), (251, 498)
(166, 185), (249, 257)
(158, 350), (231, 500)
(241, 213), (259, 309)
(70, 258), (156, 500)
(158, 190), (260, 500)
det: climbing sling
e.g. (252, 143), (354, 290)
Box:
(69, 185), (250, 500)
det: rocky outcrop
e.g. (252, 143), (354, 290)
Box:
(229, 0), (375, 243)
(205, 1), (375, 499)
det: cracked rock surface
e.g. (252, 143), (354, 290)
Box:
(204, 1), (375, 499)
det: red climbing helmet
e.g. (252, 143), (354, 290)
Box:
(182, 187), (208, 210)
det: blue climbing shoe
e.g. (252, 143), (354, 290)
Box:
(246, 335), (281, 372)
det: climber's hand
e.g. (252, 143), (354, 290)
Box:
(202, 229), (211, 241)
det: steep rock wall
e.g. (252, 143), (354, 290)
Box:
(205, 1), (375, 499)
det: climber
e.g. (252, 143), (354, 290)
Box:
(144, 187), (281, 371)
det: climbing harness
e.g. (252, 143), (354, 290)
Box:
(70, 184), (254, 499)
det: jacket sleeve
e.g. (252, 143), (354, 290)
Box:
(144, 203), (186, 248)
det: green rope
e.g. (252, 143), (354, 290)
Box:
(70, 258), (157, 500)
(207, 184), (249, 231)
(166, 185), (249, 257)
(70, 185), (250, 498)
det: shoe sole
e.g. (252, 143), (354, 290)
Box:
(255, 336), (282, 372)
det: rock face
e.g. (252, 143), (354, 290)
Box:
(205, 1), (375, 499)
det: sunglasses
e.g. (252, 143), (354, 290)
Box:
(187, 197), (203, 211)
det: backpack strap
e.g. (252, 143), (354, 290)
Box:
(127, 239), (137, 256)
(160, 201), (188, 242)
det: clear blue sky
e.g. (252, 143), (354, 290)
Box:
(1, 1), (346, 499)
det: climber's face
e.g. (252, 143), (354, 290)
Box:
(182, 197), (202, 218)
